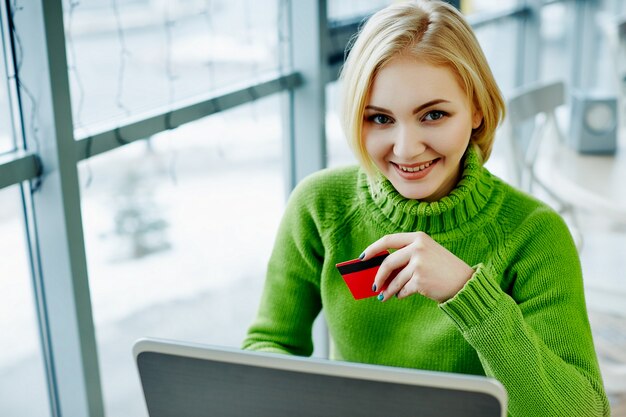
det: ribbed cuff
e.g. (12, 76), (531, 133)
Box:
(439, 263), (504, 331)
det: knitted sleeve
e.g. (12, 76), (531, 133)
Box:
(242, 176), (324, 356)
(439, 209), (610, 417)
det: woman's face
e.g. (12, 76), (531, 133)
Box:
(363, 56), (482, 201)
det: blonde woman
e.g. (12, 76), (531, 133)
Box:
(244, 1), (609, 415)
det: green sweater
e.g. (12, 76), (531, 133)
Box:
(243, 149), (609, 417)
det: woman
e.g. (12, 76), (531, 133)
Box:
(243, 1), (609, 415)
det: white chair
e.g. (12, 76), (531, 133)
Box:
(505, 80), (583, 249)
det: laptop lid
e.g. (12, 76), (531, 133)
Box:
(134, 338), (507, 417)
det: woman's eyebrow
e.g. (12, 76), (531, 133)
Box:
(412, 99), (450, 115)
(364, 105), (391, 113)
(365, 99), (451, 115)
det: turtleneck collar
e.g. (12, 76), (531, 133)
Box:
(358, 146), (495, 236)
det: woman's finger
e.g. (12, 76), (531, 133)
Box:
(377, 261), (414, 301)
(360, 232), (422, 261)
(371, 246), (412, 296)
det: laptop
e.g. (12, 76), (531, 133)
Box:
(134, 338), (508, 417)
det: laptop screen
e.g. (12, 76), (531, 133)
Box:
(134, 338), (507, 417)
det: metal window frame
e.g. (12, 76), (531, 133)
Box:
(571, 0), (601, 90)
(0, 72), (302, 191)
(0, 150), (39, 189)
(8, 1), (104, 416)
(284, 0), (328, 191)
(516, 1), (542, 87)
(74, 72), (302, 161)
(285, 0), (329, 358)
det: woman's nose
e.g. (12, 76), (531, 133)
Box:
(393, 125), (426, 159)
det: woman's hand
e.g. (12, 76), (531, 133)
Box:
(361, 232), (474, 303)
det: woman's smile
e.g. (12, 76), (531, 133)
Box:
(392, 158), (440, 180)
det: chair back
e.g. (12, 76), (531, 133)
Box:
(505, 80), (566, 191)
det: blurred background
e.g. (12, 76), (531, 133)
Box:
(0, 0), (625, 416)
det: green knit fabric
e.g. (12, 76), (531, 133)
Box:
(243, 148), (610, 417)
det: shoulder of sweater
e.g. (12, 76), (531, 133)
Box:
(291, 165), (360, 200)
(287, 165), (362, 225)
(490, 174), (571, 239)
(297, 164), (359, 185)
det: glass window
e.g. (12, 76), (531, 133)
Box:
(1, 28), (15, 154)
(328, 0), (390, 21)
(475, 19), (517, 96)
(0, 185), (51, 417)
(539, 3), (574, 87)
(63, 0), (281, 134)
(474, 19), (518, 180)
(328, 0), (523, 22)
(599, 0), (626, 15)
(326, 81), (355, 169)
(465, 0), (519, 15)
(80, 95), (284, 416)
(585, 0), (625, 93)
(0, 101), (14, 154)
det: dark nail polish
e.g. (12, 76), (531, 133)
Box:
(372, 284), (377, 292)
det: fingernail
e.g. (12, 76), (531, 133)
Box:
(358, 252), (365, 260)
(377, 292), (384, 301)
(372, 284), (377, 292)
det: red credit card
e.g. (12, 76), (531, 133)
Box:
(335, 251), (390, 300)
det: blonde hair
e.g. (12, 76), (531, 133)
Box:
(339, 0), (505, 175)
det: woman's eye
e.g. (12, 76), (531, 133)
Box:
(423, 110), (447, 122)
(368, 114), (392, 125)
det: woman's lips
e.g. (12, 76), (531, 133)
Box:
(392, 158), (439, 180)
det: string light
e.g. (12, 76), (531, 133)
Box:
(201, 0), (224, 158)
(278, 0), (290, 88)
(242, 0), (269, 123)
(162, 2), (179, 184)
(111, 0), (131, 118)
(64, 0), (96, 187)
(202, 0), (216, 91)
(9, 0), (42, 191)
(163, 3), (177, 107)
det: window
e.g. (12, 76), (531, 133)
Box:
(328, 0), (390, 20)
(583, 0), (625, 92)
(0, 31), (14, 154)
(64, 0), (281, 133)
(0, 186), (51, 417)
(539, 3), (575, 87)
(326, 81), (354, 169)
(475, 19), (518, 95)
(80, 96), (284, 416)
(466, 0), (519, 15)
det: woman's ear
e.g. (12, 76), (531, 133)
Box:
(472, 109), (483, 129)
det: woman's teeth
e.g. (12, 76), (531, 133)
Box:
(398, 160), (433, 172)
